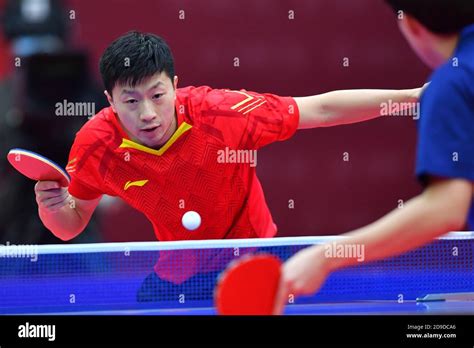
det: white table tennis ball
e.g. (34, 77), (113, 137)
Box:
(182, 211), (201, 231)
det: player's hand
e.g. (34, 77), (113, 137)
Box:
(410, 82), (430, 100)
(273, 245), (331, 315)
(35, 181), (70, 213)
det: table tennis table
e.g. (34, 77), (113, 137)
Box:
(0, 232), (472, 315)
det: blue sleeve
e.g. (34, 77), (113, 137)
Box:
(416, 65), (474, 184)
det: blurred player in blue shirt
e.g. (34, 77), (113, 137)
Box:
(275, 0), (474, 313)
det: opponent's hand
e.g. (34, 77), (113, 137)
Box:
(273, 245), (331, 315)
(35, 181), (70, 213)
(410, 82), (430, 100)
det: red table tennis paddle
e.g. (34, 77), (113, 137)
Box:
(214, 254), (282, 315)
(7, 148), (70, 187)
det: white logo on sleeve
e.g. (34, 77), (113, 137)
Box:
(18, 322), (56, 341)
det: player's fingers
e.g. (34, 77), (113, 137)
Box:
(42, 194), (69, 208)
(46, 199), (70, 212)
(35, 189), (68, 206)
(292, 281), (311, 296)
(35, 181), (60, 192)
(36, 188), (65, 200)
(273, 274), (291, 315)
(43, 194), (67, 207)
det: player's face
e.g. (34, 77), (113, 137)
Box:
(107, 72), (179, 148)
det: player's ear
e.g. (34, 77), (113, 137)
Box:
(399, 14), (424, 39)
(173, 75), (178, 90)
(104, 90), (117, 113)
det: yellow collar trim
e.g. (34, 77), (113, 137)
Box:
(119, 122), (192, 156)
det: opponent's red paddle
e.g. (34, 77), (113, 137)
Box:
(7, 148), (70, 187)
(214, 254), (282, 315)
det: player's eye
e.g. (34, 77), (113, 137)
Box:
(125, 99), (138, 104)
(153, 94), (163, 99)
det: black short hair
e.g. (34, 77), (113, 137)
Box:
(99, 31), (175, 93)
(385, 0), (474, 34)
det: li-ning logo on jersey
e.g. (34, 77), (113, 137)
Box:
(226, 90), (267, 115)
(124, 180), (149, 191)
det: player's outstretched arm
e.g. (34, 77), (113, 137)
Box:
(295, 85), (426, 129)
(273, 178), (472, 314)
(35, 181), (102, 241)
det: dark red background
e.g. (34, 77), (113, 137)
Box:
(1, 0), (430, 241)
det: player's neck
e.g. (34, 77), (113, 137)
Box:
(435, 34), (460, 64)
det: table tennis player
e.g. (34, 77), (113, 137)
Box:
(274, 0), (474, 314)
(35, 30), (424, 242)
(33, 30), (424, 301)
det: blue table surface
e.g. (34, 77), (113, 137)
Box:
(1, 270), (473, 315)
(19, 300), (473, 316)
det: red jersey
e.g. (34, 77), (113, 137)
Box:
(66, 86), (299, 241)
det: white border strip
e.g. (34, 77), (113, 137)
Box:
(34, 232), (473, 255)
